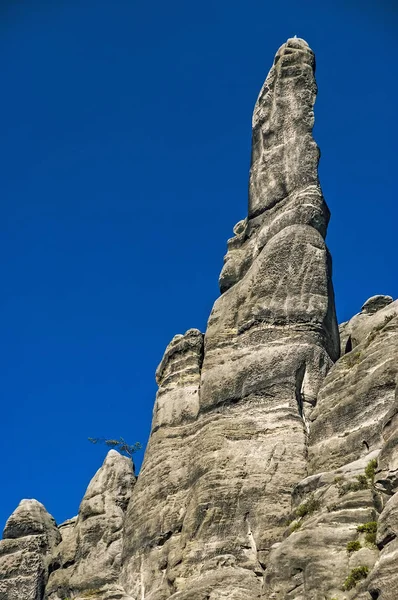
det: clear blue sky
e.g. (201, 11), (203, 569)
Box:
(1, 0), (397, 530)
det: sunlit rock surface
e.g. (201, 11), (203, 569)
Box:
(46, 450), (135, 600)
(0, 499), (60, 599)
(121, 36), (339, 600)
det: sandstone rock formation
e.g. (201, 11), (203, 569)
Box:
(1, 37), (397, 600)
(0, 499), (60, 599)
(263, 299), (398, 599)
(120, 36), (339, 600)
(46, 449), (135, 600)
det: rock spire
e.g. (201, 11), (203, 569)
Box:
(121, 36), (339, 600)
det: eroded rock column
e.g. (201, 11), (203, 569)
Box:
(122, 37), (339, 600)
(0, 499), (60, 599)
(46, 449), (135, 600)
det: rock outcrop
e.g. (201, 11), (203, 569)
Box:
(121, 36), (339, 600)
(1, 37), (397, 600)
(0, 499), (60, 599)
(46, 449), (135, 600)
(263, 299), (398, 599)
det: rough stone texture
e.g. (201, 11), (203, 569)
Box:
(354, 383), (398, 600)
(46, 450), (135, 600)
(120, 329), (204, 600)
(262, 297), (398, 599)
(309, 299), (398, 475)
(0, 499), (60, 600)
(121, 37), (339, 600)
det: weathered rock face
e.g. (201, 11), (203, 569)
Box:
(46, 449), (135, 600)
(121, 36), (339, 600)
(120, 328), (204, 600)
(263, 299), (398, 599)
(2, 37), (397, 600)
(0, 499), (60, 600)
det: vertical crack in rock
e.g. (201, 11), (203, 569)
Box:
(121, 37), (339, 600)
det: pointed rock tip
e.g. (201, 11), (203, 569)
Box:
(361, 295), (394, 314)
(3, 497), (59, 541)
(275, 37), (313, 58)
(286, 36), (309, 46)
(104, 448), (132, 462)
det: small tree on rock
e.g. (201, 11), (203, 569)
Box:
(88, 437), (141, 459)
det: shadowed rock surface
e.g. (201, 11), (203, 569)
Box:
(1, 37), (397, 600)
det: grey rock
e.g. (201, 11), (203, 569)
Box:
(0, 499), (60, 600)
(46, 450), (135, 600)
(375, 377), (398, 496)
(362, 295), (393, 314)
(263, 295), (398, 598)
(309, 300), (398, 475)
(263, 451), (380, 599)
(120, 329), (204, 599)
(121, 37), (339, 600)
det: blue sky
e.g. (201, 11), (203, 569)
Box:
(0, 0), (397, 530)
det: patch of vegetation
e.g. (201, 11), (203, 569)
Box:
(365, 531), (377, 546)
(343, 566), (369, 591)
(346, 540), (361, 553)
(344, 350), (362, 368)
(357, 521), (377, 534)
(365, 314), (395, 347)
(88, 437), (141, 459)
(365, 459), (378, 483)
(338, 474), (368, 496)
(290, 521), (302, 533)
(334, 475), (344, 484)
(295, 495), (320, 518)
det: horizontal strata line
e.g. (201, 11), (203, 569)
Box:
(248, 184), (323, 220)
(150, 397), (300, 435)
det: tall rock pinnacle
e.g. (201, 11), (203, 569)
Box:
(121, 37), (339, 600)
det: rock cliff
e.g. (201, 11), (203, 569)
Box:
(1, 38), (397, 600)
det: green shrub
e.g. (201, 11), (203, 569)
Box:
(346, 540), (361, 553)
(357, 474), (368, 486)
(365, 531), (377, 546)
(357, 521), (377, 534)
(290, 521), (302, 533)
(296, 495), (320, 518)
(365, 459), (377, 482)
(343, 566), (369, 590)
(338, 475), (368, 496)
